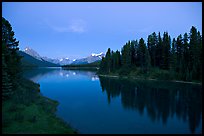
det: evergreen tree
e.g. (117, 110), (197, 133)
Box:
(147, 32), (157, 67)
(156, 32), (162, 68)
(175, 34), (183, 75)
(121, 41), (131, 67)
(189, 26), (200, 80)
(2, 17), (22, 96)
(138, 38), (150, 72)
(99, 57), (106, 73)
(161, 32), (171, 70)
(105, 48), (112, 73)
(197, 31), (202, 81)
(115, 50), (121, 69)
(182, 33), (190, 80)
(130, 40), (136, 65)
(170, 38), (177, 72)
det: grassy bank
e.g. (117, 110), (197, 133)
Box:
(97, 67), (202, 85)
(2, 78), (77, 134)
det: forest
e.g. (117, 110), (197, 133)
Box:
(98, 27), (202, 82)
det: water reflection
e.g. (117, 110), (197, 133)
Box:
(98, 76), (202, 134)
(23, 68), (98, 82)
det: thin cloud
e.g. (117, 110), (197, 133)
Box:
(44, 19), (87, 33)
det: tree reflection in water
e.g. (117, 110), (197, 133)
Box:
(99, 76), (202, 134)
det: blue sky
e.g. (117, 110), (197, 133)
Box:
(2, 2), (202, 60)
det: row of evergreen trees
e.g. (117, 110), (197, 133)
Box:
(2, 17), (22, 100)
(99, 26), (202, 81)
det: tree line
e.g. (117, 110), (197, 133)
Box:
(98, 26), (202, 81)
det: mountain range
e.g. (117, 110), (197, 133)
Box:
(21, 47), (105, 66)
(18, 51), (60, 67)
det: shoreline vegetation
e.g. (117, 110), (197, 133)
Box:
(2, 78), (77, 134)
(98, 74), (202, 85)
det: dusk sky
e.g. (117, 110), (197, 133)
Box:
(2, 2), (202, 60)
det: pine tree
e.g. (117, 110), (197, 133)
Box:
(170, 38), (177, 72)
(138, 38), (150, 73)
(197, 31), (202, 81)
(2, 17), (22, 95)
(156, 32), (162, 68)
(105, 48), (112, 73)
(147, 32), (157, 67)
(182, 33), (190, 80)
(99, 57), (106, 73)
(130, 40), (136, 66)
(161, 32), (171, 70)
(115, 50), (121, 69)
(189, 26), (200, 80)
(121, 41), (131, 68)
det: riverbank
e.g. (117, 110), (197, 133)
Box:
(2, 78), (77, 134)
(62, 67), (98, 71)
(97, 74), (202, 85)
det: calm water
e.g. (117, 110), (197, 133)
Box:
(23, 67), (202, 134)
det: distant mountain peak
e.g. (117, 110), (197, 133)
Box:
(91, 52), (104, 57)
(71, 52), (105, 65)
(23, 47), (42, 61)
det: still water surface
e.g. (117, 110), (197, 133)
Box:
(23, 67), (202, 134)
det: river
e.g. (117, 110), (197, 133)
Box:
(23, 67), (202, 134)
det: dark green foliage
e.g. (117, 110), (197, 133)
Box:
(98, 26), (202, 82)
(188, 26), (202, 81)
(115, 50), (121, 69)
(98, 48), (114, 73)
(138, 38), (151, 73)
(2, 53), (13, 100)
(98, 57), (106, 73)
(147, 32), (157, 67)
(2, 17), (22, 99)
(160, 32), (171, 70)
(156, 32), (163, 68)
(105, 48), (112, 73)
(2, 78), (76, 134)
(121, 41), (131, 68)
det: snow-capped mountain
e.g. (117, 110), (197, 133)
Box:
(58, 58), (73, 65)
(71, 52), (105, 65)
(24, 47), (42, 61)
(22, 47), (104, 66)
(41, 57), (60, 64)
